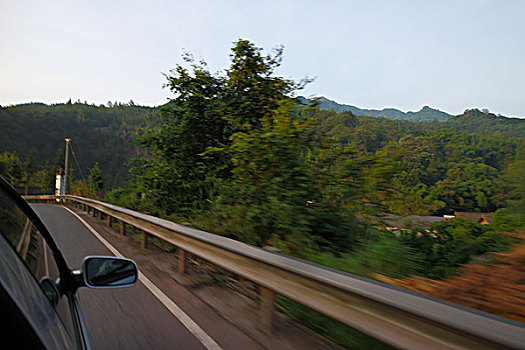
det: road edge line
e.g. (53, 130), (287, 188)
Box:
(62, 206), (223, 350)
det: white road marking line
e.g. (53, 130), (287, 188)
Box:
(62, 206), (223, 350)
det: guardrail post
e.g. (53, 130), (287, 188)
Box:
(120, 220), (126, 236)
(260, 287), (276, 333)
(106, 214), (112, 227)
(92, 208), (97, 217)
(178, 248), (188, 274)
(142, 230), (149, 249)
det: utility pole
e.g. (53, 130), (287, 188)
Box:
(63, 138), (71, 195)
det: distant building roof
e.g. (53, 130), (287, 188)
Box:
(393, 215), (444, 230)
(454, 212), (493, 224)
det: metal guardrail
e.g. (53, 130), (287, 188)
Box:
(26, 195), (525, 350)
(24, 195), (60, 203)
(16, 220), (33, 258)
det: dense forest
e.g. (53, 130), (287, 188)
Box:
(311, 106), (525, 215)
(1, 40), (523, 282)
(0, 100), (159, 191)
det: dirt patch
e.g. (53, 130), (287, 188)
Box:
(375, 240), (525, 323)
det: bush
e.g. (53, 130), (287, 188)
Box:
(398, 218), (518, 279)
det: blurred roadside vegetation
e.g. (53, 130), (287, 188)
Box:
(99, 39), (523, 274)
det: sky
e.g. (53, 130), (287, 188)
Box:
(1, 0), (524, 117)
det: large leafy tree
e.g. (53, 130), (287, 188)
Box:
(134, 40), (363, 250)
(136, 39), (305, 215)
(136, 56), (227, 214)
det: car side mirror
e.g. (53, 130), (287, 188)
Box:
(82, 256), (138, 289)
(40, 277), (60, 307)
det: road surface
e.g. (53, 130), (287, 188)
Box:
(32, 204), (263, 350)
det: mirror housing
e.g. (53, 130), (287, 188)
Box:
(81, 256), (138, 289)
(39, 277), (60, 307)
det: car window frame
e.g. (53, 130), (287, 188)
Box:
(0, 176), (88, 349)
(0, 177), (71, 282)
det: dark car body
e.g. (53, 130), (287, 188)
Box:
(0, 176), (138, 349)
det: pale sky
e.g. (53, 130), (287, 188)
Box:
(1, 0), (524, 117)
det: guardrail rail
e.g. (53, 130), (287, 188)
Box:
(25, 194), (525, 350)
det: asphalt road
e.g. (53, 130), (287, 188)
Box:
(32, 204), (262, 350)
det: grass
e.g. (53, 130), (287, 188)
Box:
(278, 297), (393, 349)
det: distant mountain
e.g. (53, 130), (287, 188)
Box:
(442, 108), (525, 137)
(298, 96), (453, 122)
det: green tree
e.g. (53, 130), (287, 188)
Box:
(136, 39), (305, 215)
(0, 152), (22, 186)
(32, 161), (54, 194)
(88, 162), (104, 197)
(21, 152), (34, 195)
(494, 159), (525, 228)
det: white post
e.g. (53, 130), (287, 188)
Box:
(55, 173), (62, 201)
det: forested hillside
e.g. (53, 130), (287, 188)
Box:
(0, 101), (160, 190)
(309, 107), (525, 215)
(1, 66), (523, 219)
